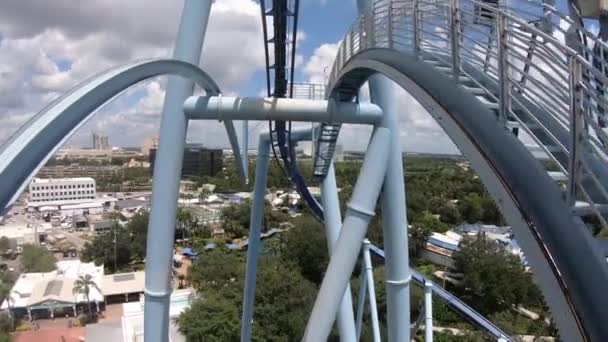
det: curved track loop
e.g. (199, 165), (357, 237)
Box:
(323, 0), (608, 340)
(0, 59), (221, 212)
(329, 48), (608, 342)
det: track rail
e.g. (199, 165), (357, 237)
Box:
(0, 59), (231, 212)
(322, 0), (608, 337)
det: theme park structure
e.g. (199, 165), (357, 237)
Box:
(1, 0), (608, 341)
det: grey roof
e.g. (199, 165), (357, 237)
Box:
(116, 198), (147, 209)
(43, 280), (63, 297)
(94, 220), (114, 229)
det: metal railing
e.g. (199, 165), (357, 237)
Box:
(326, 0), (608, 230)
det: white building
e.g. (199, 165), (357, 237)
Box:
(29, 177), (96, 204)
(1, 260), (104, 320)
(121, 289), (193, 342)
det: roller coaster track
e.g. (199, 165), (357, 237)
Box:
(314, 0), (608, 340)
(0, 59), (246, 211)
(367, 244), (511, 340)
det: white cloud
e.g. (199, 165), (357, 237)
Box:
(304, 42), (341, 84)
(301, 40), (458, 153)
(0, 0), (266, 148)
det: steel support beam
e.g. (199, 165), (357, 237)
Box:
(240, 128), (313, 342)
(321, 163), (357, 341)
(424, 281), (433, 342)
(240, 135), (271, 342)
(183, 96), (383, 124)
(303, 127), (391, 341)
(356, 1), (411, 341)
(355, 261), (367, 340)
(144, 1), (212, 341)
(363, 240), (381, 342)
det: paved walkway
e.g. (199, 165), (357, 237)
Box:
(12, 327), (85, 342)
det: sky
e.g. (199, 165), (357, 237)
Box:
(0, 0), (487, 154)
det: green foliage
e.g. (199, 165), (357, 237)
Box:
(0, 238), (10, 255)
(20, 244), (56, 272)
(249, 260), (317, 341)
(453, 235), (543, 316)
(72, 274), (101, 317)
(220, 200), (288, 239)
(278, 214), (329, 285)
(409, 223), (433, 257)
(14, 323), (31, 332)
(489, 309), (554, 336)
(176, 291), (241, 342)
(178, 258), (316, 342)
(80, 210), (148, 273)
(457, 193), (484, 223)
(0, 313), (11, 334)
(188, 249), (244, 292)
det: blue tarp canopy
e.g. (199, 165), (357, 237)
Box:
(181, 247), (197, 257)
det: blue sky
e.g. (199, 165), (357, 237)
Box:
(238, 0), (359, 96)
(0, 0), (599, 154)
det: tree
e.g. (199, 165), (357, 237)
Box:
(457, 193), (484, 223)
(81, 225), (132, 274)
(221, 200), (288, 239)
(20, 244), (56, 272)
(176, 291), (241, 342)
(127, 210), (149, 262)
(188, 249), (243, 292)
(176, 208), (195, 240)
(178, 258), (317, 342)
(0, 282), (13, 330)
(80, 211), (148, 273)
(453, 235), (543, 315)
(279, 214), (329, 285)
(0, 238), (10, 255)
(249, 260), (317, 341)
(72, 274), (101, 317)
(409, 223), (433, 258)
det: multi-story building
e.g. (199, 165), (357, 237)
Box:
(29, 177), (96, 203)
(141, 136), (160, 156)
(149, 144), (223, 178)
(92, 132), (110, 150)
(36, 165), (120, 179)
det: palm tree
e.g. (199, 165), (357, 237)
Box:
(72, 274), (101, 317)
(198, 188), (211, 224)
(0, 282), (14, 328)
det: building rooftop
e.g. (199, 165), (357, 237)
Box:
(31, 177), (95, 183)
(116, 199), (147, 210)
(2, 260), (104, 310)
(101, 271), (145, 296)
(28, 197), (117, 208)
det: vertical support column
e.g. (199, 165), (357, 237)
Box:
(371, 75), (411, 342)
(321, 163), (357, 341)
(242, 120), (249, 179)
(241, 137), (271, 342)
(497, 13), (510, 123)
(363, 240), (381, 342)
(424, 281), (433, 342)
(303, 127), (391, 341)
(450, 0), (461, 81)
(567, 56), (583, 206)
(357, 0), (411, 340)
(143, 1), (212, 342)
(355, 262), (368, 340)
